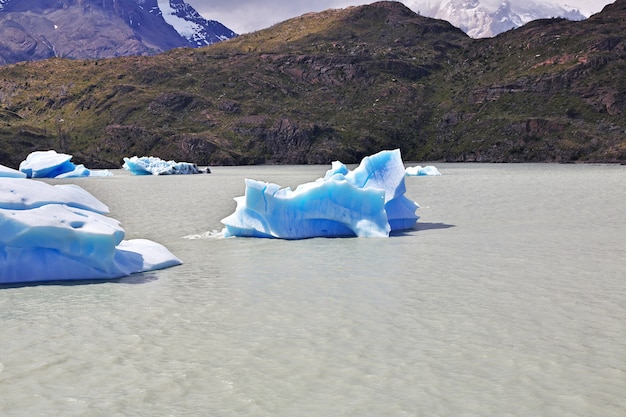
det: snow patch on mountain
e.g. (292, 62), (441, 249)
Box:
(158, 0), (203, 40)
(409, 0), (588, 38)
(154, 0), (235, 46)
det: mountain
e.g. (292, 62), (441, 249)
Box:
(416, 0), (587, 38)
(0, 0), (624, 168)
(0, 0), (236, 65)
(156, 0), (236, 46)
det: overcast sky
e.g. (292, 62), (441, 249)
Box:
(185, 0), (616, 35)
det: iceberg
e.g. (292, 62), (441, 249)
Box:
(123, 156), (207, 175)
(0, 178), (182, 284)
(18, 150), (112, 178)
(405, 165), (441, 176)
(221, 149), (419, 239)
(0, 164), (27, 178)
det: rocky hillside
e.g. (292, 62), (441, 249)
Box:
(0, 1), (624, 168)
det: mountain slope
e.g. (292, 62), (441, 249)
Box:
(0, 0), (236, 64)
(0, 0), (624, 167)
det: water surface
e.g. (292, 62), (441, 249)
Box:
(1, 163), (624, 416)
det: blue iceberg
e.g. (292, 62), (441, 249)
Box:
(0, 178), (182, 284)
(123, 156), (207, 175)
(221, 149), (419, 239)
(405, 165), (441, 176)
(0, 164), (27, 178)
(18, 150), (112, 178)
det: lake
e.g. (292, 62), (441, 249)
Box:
(1, 163), (624, 416)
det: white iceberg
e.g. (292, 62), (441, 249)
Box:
(0, 178), (182, 284)
(0, 164), (27, 178)
(123, 156), (206, 175)
(405, 165), (442, 176)
(18, 150), (112, 178)
(221, 149), (419, 239)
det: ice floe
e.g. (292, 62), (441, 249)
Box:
(405, 165), (441, 176)
(221, 149), (419, 239)
(0, 178), (181, 284)
(123, 156), (208, 175)
(0, 164), (27, 178)
(18, 150), (112, 178)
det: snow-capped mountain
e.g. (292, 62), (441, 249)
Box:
(151, 0), (235, 46)
(412, 0), (587, 38)
(0, 0), (236, 64)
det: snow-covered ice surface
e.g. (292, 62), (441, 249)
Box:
(0, 163), (26, 178)
(405, 165), (442, 176)
(221, 149), (419, 239)
(0, 178), (181, 284)
(18, 150), (112, 178)
(123, 156), (204, 175)
(0, 177), (108, 212)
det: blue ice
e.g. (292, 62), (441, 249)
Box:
(405, 165), (441, 176)
(18, 150), (112, 178)
(221, 149), (420, 239)
(0, 178), (182, 284)
(123, 156), (205, 175)
(0, 164), (27, 178)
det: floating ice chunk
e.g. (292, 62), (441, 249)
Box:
(322, 149), (420, 231)
(122, 156), (205, 175)
(19, 150), (74, 178)
(222, 149), (419, 239)
(324, 149), (408, 201)
(0, 178), (181, 284)
(222, 178), (390, 238)
(17, 150), (112, 178)
(54, 164), (91, 178)
(0, 164), (27, 178)
(115, 239), (185, 272)
(0, 178), (109, 212)
(1, 204), (125, 273)
(405, 165), (441, 176)
(55, 164), (112, 178)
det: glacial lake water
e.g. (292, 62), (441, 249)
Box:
(1, 163), (625, 417)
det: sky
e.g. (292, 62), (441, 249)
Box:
(185, 0), (616, 34)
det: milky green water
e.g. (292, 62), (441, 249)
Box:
(1, 163), (624, 417)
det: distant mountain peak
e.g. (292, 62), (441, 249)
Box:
(421, 0), (587, 38)
(0, 0), (236, 64)
(154, 0), (235, 46)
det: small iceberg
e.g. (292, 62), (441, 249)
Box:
(221, 149), (420, 239)
(122, 156), (209, 175)
(18, 150), (112, 178)
(0, 178), (182, 284)
(405, 165), (441, 176)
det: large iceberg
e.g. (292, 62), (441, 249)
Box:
(123, 156), (207, 175)
(221, 149), (419, 239)
(18, 150), (112, 178)
(0, 178), (182, 284)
